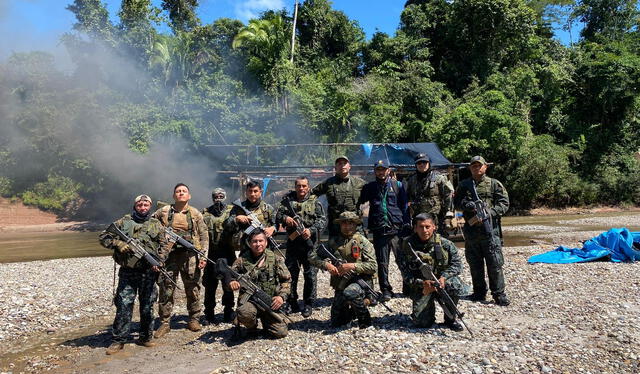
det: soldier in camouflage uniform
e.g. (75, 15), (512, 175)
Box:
(399, 213), (464, 331)
(309, 211), (377, 328)
(153, 183), (209, 337)
(404, 153), (453, 231)
(454, 156), (510, 306)
(224, 180), (276, 253)
(226, 229), (291, 339)
(202, 188), (236, 323)
(99, 194), (169, 355)
(276, 176), (326, 318)
(312, 156), (365, 238)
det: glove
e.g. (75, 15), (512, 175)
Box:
(463, 201), (476, 211)
(113, 240), (130, 253)
(400, 224), (412, 238)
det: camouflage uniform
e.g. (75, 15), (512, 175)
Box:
(405, 170), (453, 226)
(276, 191), (326, 310)
(454, 175), (509, 302)
(202, 203), (235, 320)
(153, 204), (209, 323)
(311, 175), (365, 237)
(231, 248), (291, 338)
(99, 214), (168, 343)
(309, 229), (377, 327)
(224, 200), (275, 253)
(399, 233), (463, 327)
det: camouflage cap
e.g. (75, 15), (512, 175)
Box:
(469, 155), (487, 165)
(335, 155), (350, 163)
(134, 194), (152, 204)
(373, 159), (389, 169)
(414, 153), (430, 163)
(333, 211), (362, 224)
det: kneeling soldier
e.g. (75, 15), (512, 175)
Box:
(399, 213), (464, 331)
(99, 194), (168, 355)
(227, 229), (291, 339)
(310, 211), (377, 328)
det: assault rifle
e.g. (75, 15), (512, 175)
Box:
(106, 223), (181, 290)
(407, 242), (473, 337)
(215, 258), (291, 324)
(232, 199), (285, 257)
(467, 181), (496, 246)
(281, 195), (315, 247)
(317, 244), (393, 313)
(163, 227), (216, 266)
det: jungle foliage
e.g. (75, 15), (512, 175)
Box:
(1, 0), (639, 216)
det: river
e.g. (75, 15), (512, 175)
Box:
(1, 211), (639, 263)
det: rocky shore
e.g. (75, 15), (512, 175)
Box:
(1, 215), (639, 374)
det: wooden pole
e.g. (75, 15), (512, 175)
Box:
(290, 0), (299, 63)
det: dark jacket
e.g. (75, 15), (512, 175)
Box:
(358, 178), (410, 234)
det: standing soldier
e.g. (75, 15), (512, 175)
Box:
(309, 212), (377, 328)
(357, 160), (410, 302)
(405, 153), (453, 231)
(276, 176), (326, 317)
(399, 213), (464, 331)
(153, 183), (209, 338)
(202, 188), (235, 324)
(312, 156), (365, 239)
(454, 156), (510, 306)
(224, 180), (276, 253)
(226, 229), (291, 339)
(99, 194), (168, 354)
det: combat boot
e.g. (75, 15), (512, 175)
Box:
(105, 342), (124, 355)
(301, 304), (313, 318)
(357, 310), (372, 329)
(187, 318), (202, 332)
(494, 294), (510, 306)
(223, 307), (235, 323)
(443, 318), (464, 332)
(154, 323), (171, 339)
(289, 300), (301, 314)
(136, 339), (157, 348)
(382, 290), (393, 302)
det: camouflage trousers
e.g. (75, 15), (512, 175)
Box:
(112, 267), (158, 343)
(285, 238), (318, 306)
(236, 300), (288, 338)
(464, 233), (506, 298)
(158, 248), (202, 322)
(410, 275), (463, 328)
(330, 281), (370, 327)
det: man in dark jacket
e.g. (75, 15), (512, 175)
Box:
(357, 160), (410, 301)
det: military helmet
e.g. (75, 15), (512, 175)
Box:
(212, 187), (226, 201)
(333, 211), (362, 224)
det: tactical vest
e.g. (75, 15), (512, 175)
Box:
(331, 233), (371, 290)
(157, 205), (201, 249)
(410, 234), (449, 278)
(328, 177), (362, 220)
(203, 204), (232, 247)
(471, 177), (497, 210)
(290, 195), (318, 228)
(232, 201), (272, 251)
(409, 171), (442, 215)
(113, 215), (161, 269)
(242, 250), (278, 297)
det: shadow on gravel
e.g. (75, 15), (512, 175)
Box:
(60, 328), (112, 349)
(62, 222), (106, 232)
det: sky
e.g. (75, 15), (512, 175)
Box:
(0, 0), (575, 65)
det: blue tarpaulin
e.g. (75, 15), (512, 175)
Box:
(528, 228), (640, 264)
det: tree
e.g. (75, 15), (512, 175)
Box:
(572, 0), (639, 41)
(66, 0), (116, 45)
(162, 0), (200, 32)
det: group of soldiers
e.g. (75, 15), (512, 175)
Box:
(98, 152), (510, 354)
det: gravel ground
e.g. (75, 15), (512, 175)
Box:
(557, 215), (640, 227)
(1, 223), (639, 374)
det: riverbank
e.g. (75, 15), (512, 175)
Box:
(1, 213), (639, 373)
